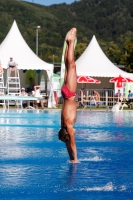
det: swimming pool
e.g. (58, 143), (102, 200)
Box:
(0, 110), (133, 200)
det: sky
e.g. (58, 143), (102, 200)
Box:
(23, 0), (75, 6)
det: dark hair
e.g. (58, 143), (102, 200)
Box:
(58, 128), (70, 143)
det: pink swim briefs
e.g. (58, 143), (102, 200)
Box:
(61, 84), (76, 99)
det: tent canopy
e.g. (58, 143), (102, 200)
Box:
(0, 21), (53, 72)
(76, 35), (133, 78)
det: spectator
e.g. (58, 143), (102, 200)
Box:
(127, 90), (133, 108)
(93, 90), (100, 106)
(8, 57), (18, 77)
(20, 88), (28, 108)
(32, 85), (44, 109)
(114, 89), (122, 102)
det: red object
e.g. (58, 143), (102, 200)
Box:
(77, 76), (101, 84)
(54, 91), (58, 105)
(109, 75), (133, 88)
(61, 84), (76, 99)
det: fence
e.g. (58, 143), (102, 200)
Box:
(57, 88), (115, 109)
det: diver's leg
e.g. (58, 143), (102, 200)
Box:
(65, 28), (77, 92)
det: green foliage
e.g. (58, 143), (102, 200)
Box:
(75, 42), (88, 59)
(106, 41), (121, 64)
(120, 37), (133, 72)
(0, 0), (133, 68)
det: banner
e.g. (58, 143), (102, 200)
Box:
(25, 70), (36, 84)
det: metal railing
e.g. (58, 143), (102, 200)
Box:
(57, 89), (115, 110)
(76, 89), (115, 110)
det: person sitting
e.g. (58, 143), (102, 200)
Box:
(32, 85), (44, 109)
(114, 89), (122, 102)
(127, 90), (133, 108)
(93, 90), (100, 106)
(114, 89), (128, 106)
(20, 88), (28, 108)
(8, 57), (18, 77)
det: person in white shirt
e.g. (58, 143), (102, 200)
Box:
(8, 57), (18, 77)
(20, 88), (28, 108)
(32, 85), (44, 109)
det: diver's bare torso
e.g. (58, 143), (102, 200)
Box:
(61, 97), (76, 128)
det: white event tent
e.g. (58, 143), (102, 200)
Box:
(76, 35), (133, 91)
(0, 20), (55, 107)
(76, 35), (133, 78)
(0, 20), (53, 72)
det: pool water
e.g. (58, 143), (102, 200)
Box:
(0, 110), (133, 200)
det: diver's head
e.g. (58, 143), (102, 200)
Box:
(58, 128), (70, 143)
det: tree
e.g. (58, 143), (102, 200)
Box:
(120, 38), (133, 72)
(106, 41), (121, 64)
(75, 42), (87, 60)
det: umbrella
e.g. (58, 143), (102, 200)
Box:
(77, 76), (101, 84)
(77, 76), (101, 103)
(109, 75), (133, 88)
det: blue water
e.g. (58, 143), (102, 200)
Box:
(0, 110), (133, 200)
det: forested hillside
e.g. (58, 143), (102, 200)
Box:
(0, 0), (133, 71)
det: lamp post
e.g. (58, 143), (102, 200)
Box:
(35, 26), (41, 84)
(36, 26), (41, 56)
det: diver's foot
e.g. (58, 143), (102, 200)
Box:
(65, 28), (77, 43)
